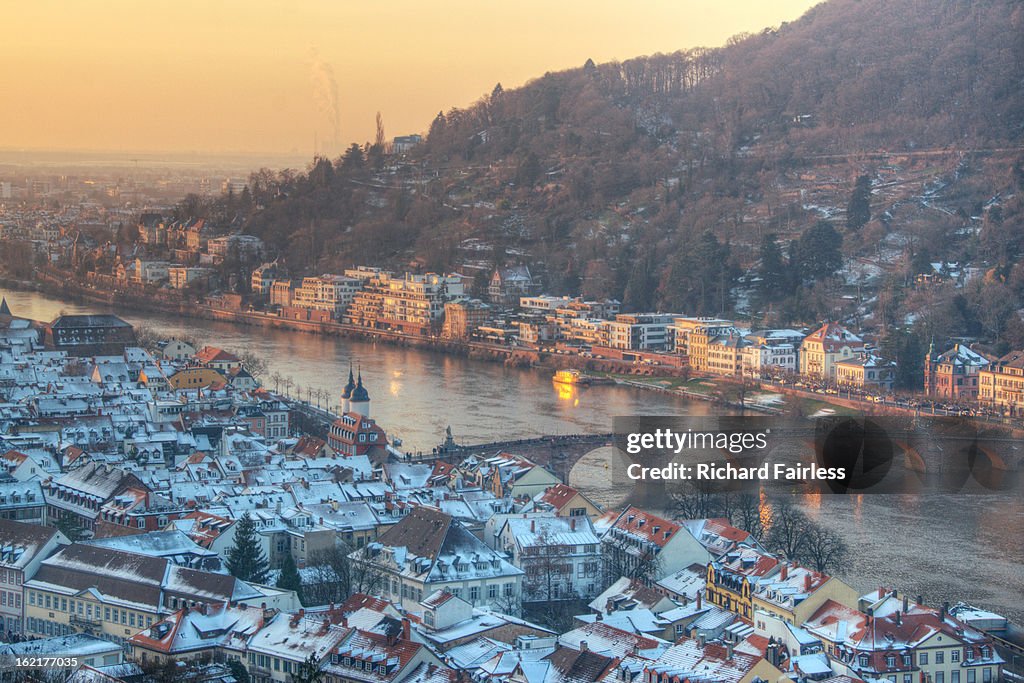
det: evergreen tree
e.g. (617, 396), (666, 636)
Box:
(757, 233), (787, 304)
(622, 248), (657, 311)
(276, 552), (304, 605)
(226, 512), (269, 585)
(846, 174), (872, 230)
(226, 659), (250, 683)
(796, 221), (844, 282)
(290, 654), (325, 683)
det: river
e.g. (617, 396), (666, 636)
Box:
(0, 289), (714, 450)
(4, 288), (1023, 624)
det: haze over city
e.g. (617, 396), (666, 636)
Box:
(1, 0), (819, 155)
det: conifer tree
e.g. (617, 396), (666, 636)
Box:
(846, 174), (872, 230)
(276, 552), (304, 605)
(226, 512), (269, 585)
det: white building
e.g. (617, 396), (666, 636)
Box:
(497, 515), (602, 603)
(291, 275), (362, 317)
(350, 506), (522, 613)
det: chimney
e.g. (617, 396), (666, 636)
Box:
(917, 595), (924, 605)
(941, 602), (949, 621)
(697, 592), (702, 610)
(804, 573), (812, 592)
(727, 642), (734, 660)
(903, 596), (909, 612)
(570, 518), (576, 531)
(580, 640), (589, 652)
(781, 565), (788, 581)
(895, 611), (902, 625)
(878, 587), (885, 599)
(530, 520), (535, 532)
(401, 617), (411, 641)
(697, 633), (706, 648)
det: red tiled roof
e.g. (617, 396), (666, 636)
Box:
(703, 517), (750, 543)
(612, 506), (682, 548)
(539, 483), (581, 510)
(194, 346), (240, 363)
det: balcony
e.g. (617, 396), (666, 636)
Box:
(69, 614), (102, 630)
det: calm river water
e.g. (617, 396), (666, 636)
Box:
(5, 288), (1023, 623)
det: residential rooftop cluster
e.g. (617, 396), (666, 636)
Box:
(0, 303), (1015, 683)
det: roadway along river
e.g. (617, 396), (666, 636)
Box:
(5, 288), (1023, 625)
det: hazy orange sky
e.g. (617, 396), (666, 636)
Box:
(1, 1), (820, 156)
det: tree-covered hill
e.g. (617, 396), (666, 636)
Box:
(173, 0), (1024, 362)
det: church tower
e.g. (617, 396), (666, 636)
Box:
(349, 371), (371, 418)
(340, 366), (356, 414)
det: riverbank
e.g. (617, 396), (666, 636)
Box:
(16, 268), (1022, 429)
(26, 268), (695, 380)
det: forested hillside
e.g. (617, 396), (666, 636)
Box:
(168, 0), (1024, 377)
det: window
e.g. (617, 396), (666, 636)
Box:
(937, 673), (945, 683)
(469, 586), (480, 602)
(887, 656), (897, 668)
(952, 651), (960, 663)
(937, 652), (945, 664)
(983, 669), (991, 683)
(904, 676), (912, 683)
(967, 670), (975, 683)
(920, 653), (929, 665)
(504, 583), (514, 597)
(488, 584), (498, 599)
(966, 649), (974, 662)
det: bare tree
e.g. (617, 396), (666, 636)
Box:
(668, 478), (721, 520)
(720, 490), (766, 540)
(601, 533), (662, 587)
(521, 533), (588, 632)
(303, 544), (386, 605)
(239, 350), (269, 380)
(798, 523), (849, 574)
(763, 497), (811, 561)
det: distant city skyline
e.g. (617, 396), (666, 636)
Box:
(2, 1), (819, 156)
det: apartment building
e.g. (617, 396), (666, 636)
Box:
(0, 520), (69, 635)
(350, 506), (522, 612)
(800, 322), (866, 381)
(978, 349), (1024, 414)
(498, 515), (602, 603)
(292, 275), (361, 318)
(924, 344), (992, 400)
